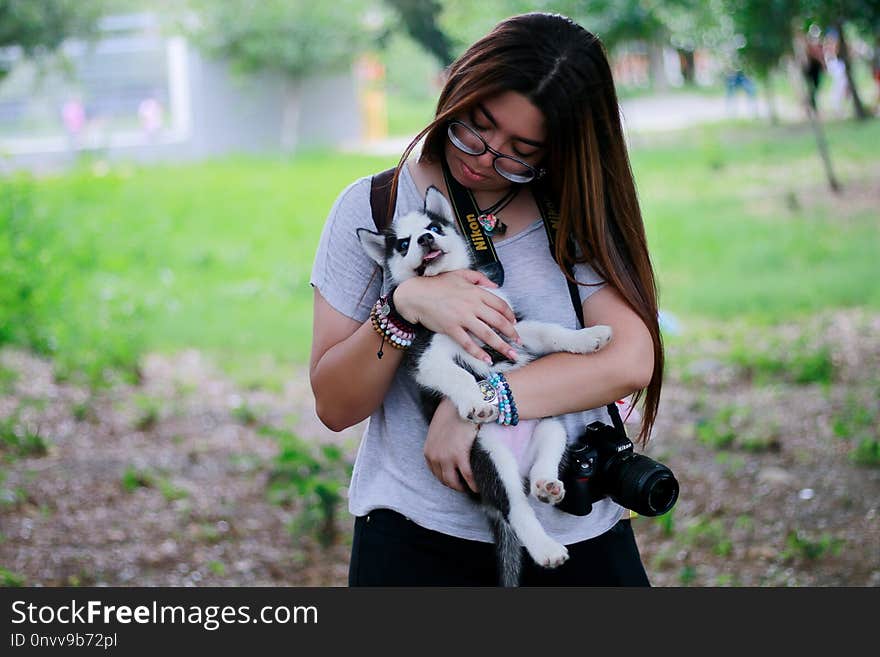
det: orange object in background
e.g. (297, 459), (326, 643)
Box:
(355, 53), (387, 142)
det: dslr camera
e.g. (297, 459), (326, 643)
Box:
(558, 421), (679, 517)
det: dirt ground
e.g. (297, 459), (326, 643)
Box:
(1, 309), (878, 587)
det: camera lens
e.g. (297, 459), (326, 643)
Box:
(603, 454), (679, 517)
(646, 474), (679, 515)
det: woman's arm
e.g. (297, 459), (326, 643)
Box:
(309, 270), (520, 432)
(309, 290), (405, 432)
(503, 285), (654, 419)
(423, 285), (654, 492)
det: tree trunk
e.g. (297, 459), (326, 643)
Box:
(834, 21), (870, 121)
(807, 103), (843, 194)
(677, 48), (695, 85)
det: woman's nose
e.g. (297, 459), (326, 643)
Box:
(475, 149), (495, 169)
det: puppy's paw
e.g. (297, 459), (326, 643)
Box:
(465, 400), (499, 423)
(527, 538), (569, 569)
(532, 479), (566, 505)
(583, 325), (612, 352)
(460, 383), (500, 423)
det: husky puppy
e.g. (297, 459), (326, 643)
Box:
(357, 186), (612, 586)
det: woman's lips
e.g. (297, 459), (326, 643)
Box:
(460, 160), (487, 182)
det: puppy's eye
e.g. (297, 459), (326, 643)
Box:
(428, 223), (443, 234)
(396, 238), (410, 253)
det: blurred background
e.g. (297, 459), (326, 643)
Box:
(0, 0), (877, 587)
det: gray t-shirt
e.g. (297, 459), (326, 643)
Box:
(310, 163), (625, 544)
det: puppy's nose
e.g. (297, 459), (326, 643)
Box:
(418, 233), (435, 247)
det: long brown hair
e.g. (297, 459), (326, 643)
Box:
(389, 12), (663, 446)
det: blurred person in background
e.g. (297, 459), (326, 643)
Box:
(61, 96), (86, 150)
(823, 30), (849, 117)
(310, 13), (663, 586)
(138, 95), (164, 142)
(803, 26), (826, 112)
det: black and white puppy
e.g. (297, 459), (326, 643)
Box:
(357, 186), (612, 586)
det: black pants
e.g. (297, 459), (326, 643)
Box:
(348, 509), (650, 587)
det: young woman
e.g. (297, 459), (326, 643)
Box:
(310, 12), (663, 586)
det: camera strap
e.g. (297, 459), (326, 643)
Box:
(369, 164), (625, 433)
(440, 159), (506, 286)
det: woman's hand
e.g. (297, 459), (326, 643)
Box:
(424, 398), (480, 494)
(393, 269), (520, 364)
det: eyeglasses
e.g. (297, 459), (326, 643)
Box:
(446, 120), (545, 184)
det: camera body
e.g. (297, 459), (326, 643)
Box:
(558, 421), (679, 517)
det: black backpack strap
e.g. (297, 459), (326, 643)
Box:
(370, 167), (397, 230)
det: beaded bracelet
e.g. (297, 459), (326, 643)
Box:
(371, 294), (416, 359)
(486, 372), (519, 426)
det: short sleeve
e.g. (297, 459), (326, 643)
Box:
(309, 176), (383, 323)
(572, 260), (606, 305)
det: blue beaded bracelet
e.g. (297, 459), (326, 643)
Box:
(487, 372), (519, 426)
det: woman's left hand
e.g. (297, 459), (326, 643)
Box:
(424, 398), (479, 494)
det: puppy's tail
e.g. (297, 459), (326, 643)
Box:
(488, 512), (523, 587)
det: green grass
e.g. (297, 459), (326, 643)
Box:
(1, 151), (397, 380)
(1, 118), (878, 380)
(635, 119), (880, 322)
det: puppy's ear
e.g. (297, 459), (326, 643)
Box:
(424, 186), (455, 223)
(356, 227), (387, 266)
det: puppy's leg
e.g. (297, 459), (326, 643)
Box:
(415, 336), (496, 421)
(477, 427), (568, 569)
(516, 320), (612, 356)
(524, 419), (567, 505)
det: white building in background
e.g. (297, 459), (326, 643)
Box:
(0, 13), (363, 173)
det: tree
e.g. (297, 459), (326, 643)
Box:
(383, 0), (454, 66)
(727, 0), (799, 122)
(0, 0), (104, 79)
(180, 1), (381, 151)
(802, 0), (880, 120)
(184, 0), (376, 80)
(552, 0), (729, 90)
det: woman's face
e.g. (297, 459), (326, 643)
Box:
(444, 90), (546, 193)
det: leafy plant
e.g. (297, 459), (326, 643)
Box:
(262, 425), (351, 547)
(231, 403), (259, 427)
(0, 365), (17, 394)
(850, 439), (880, 468)
(133, 395), (161, 431)
(728, 338), (835, 385)
(72, 400), (94, 423)
(695, 406), (740, 450)
(654, 509), (676, 537)
(156, 477), (188, 502)
(832, 394), (876, 441)
(782, 530), (844, 561)
(121, 466), (154, 492)
(0, 567), (25, 587)
(0, 413), (48, 459)
(683, 516), (733, 558)
(678, 565), (697, 586)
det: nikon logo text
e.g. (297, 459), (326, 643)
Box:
(466, 214), (488, 251)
